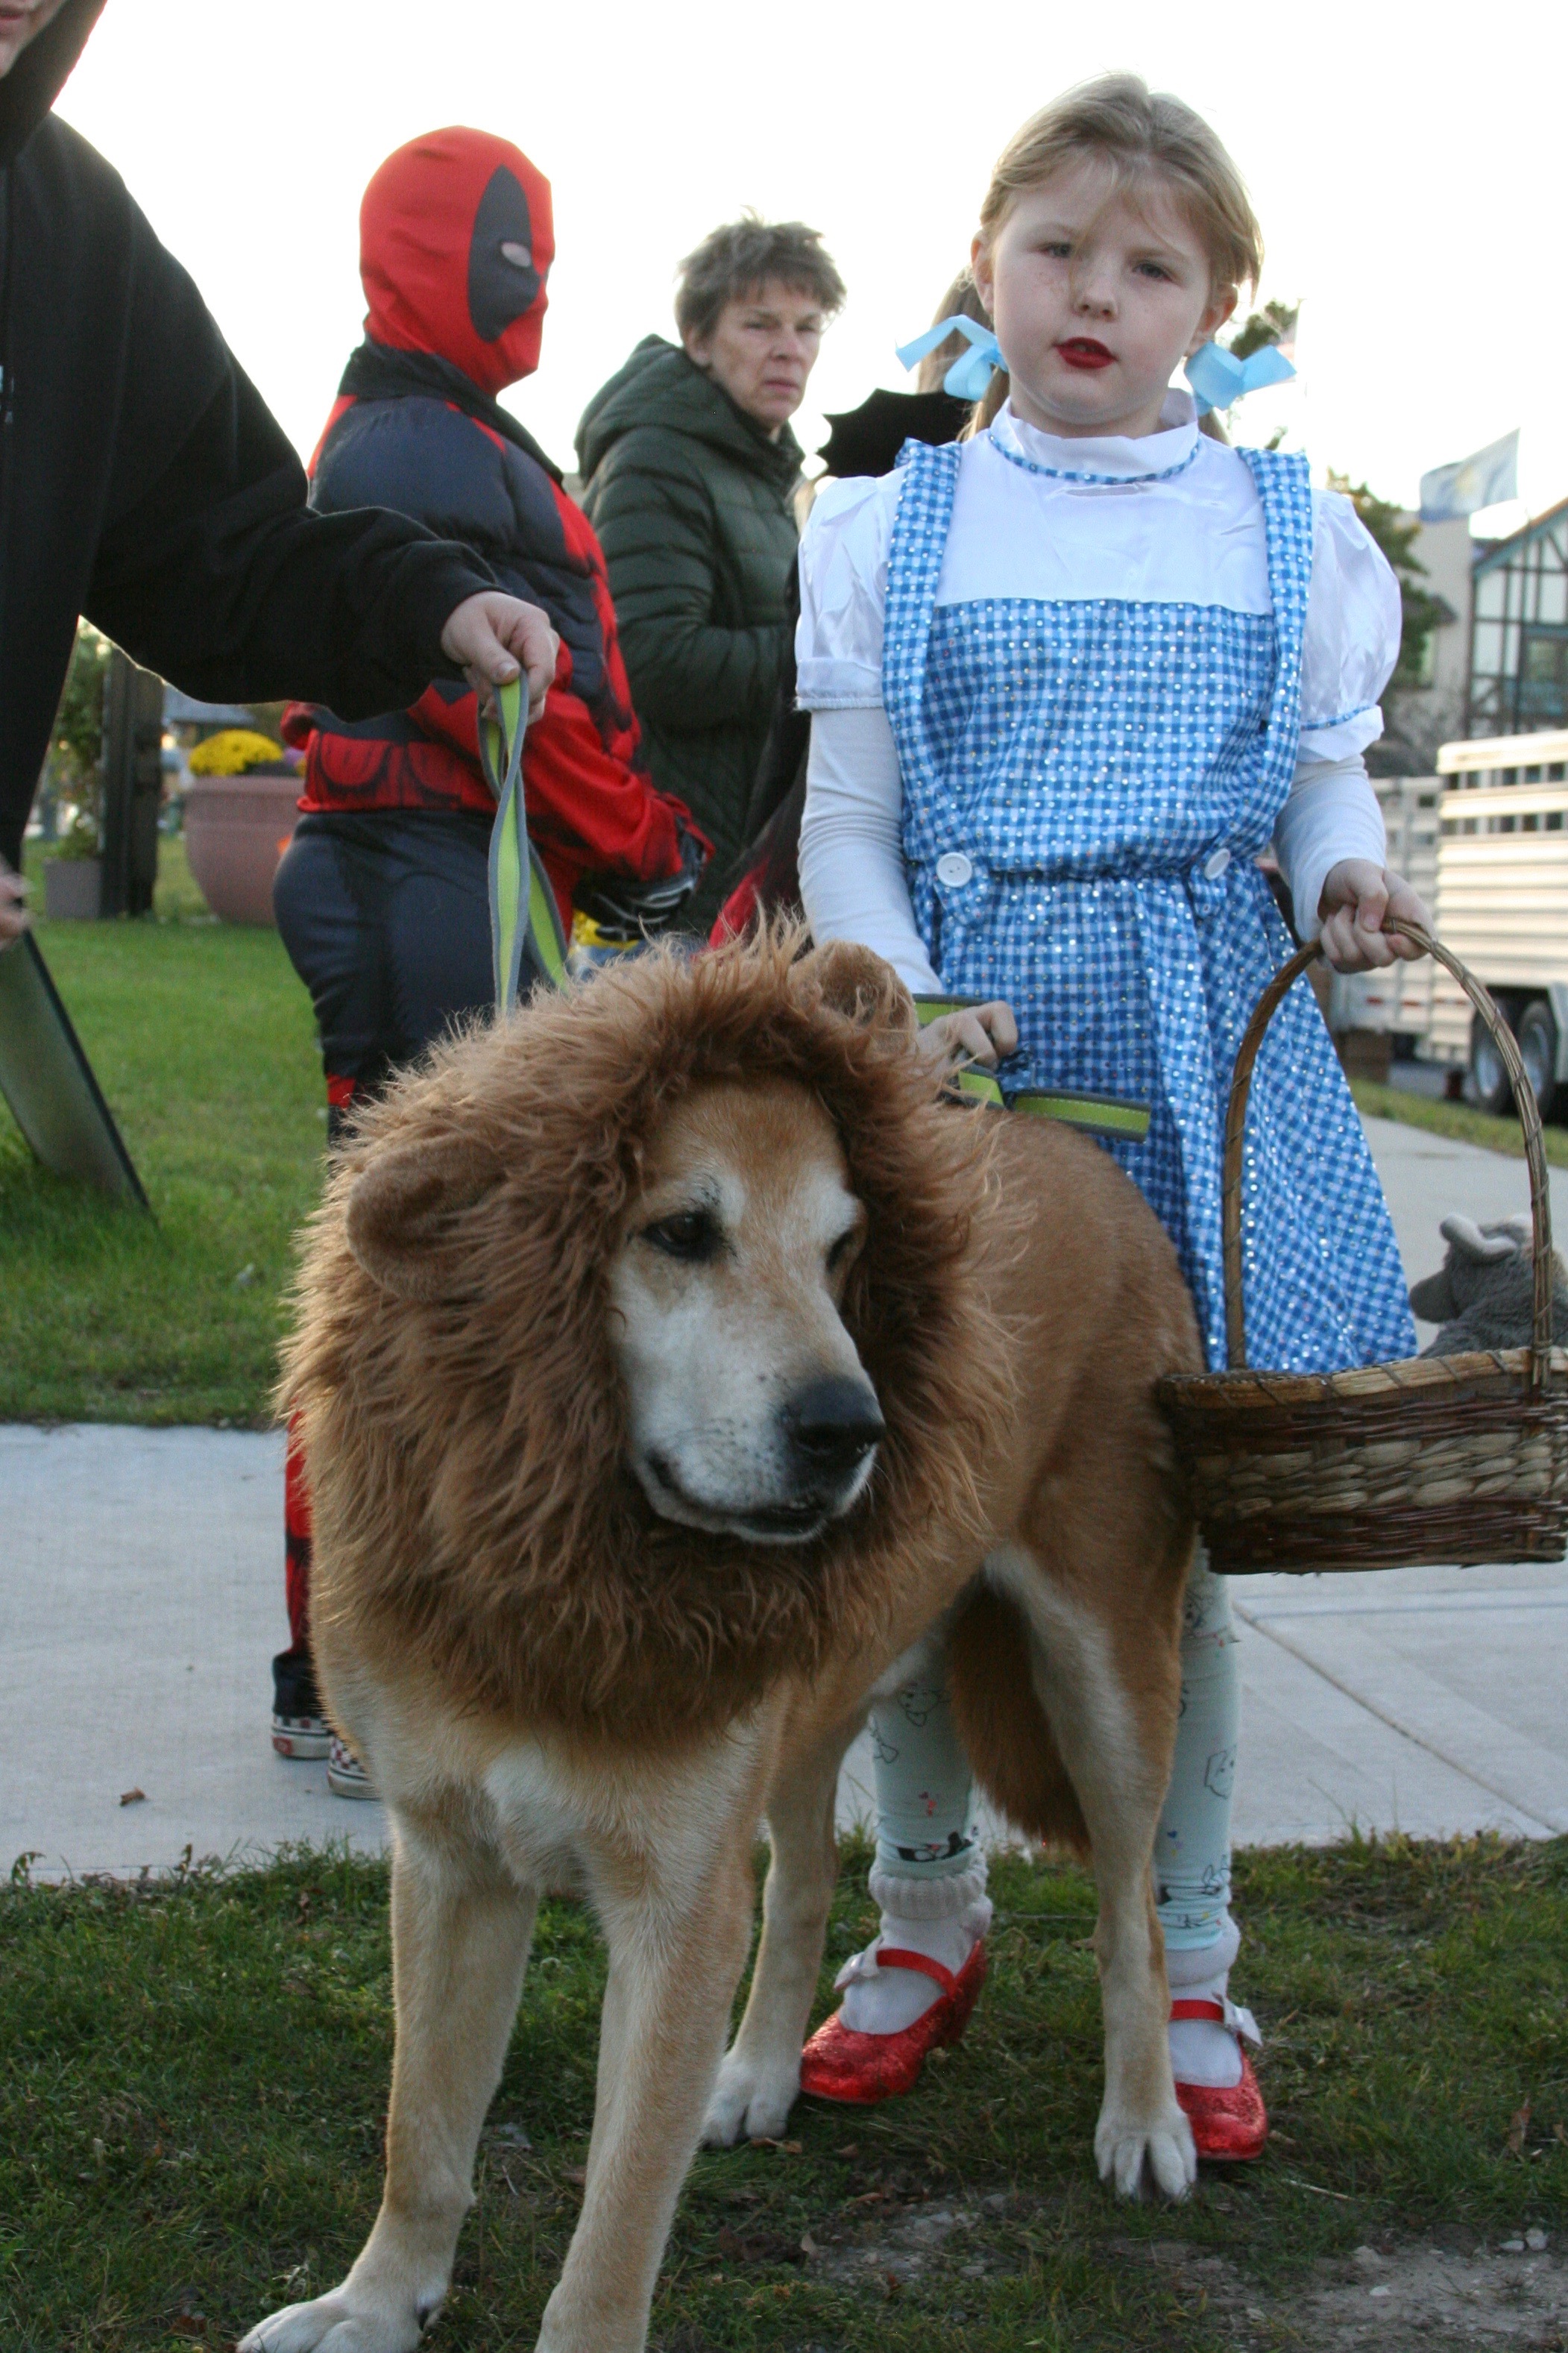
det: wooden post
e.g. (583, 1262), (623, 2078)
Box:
(98, 650), (164, 917)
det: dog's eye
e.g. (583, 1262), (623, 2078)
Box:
(642, 1210), (722, 1263)
(827, 1229), (860, 1273)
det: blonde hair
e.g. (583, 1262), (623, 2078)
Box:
(914, 268), (990, 395)
(969, 74), (1263, 431)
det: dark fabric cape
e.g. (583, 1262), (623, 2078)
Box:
(816, 388), (971, 483)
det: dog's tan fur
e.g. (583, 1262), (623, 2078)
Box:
(242, 934), (1203, 2353)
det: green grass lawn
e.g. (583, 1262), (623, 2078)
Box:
(1351, 1078), (1568, 1167)
(0, 851), (1558, 1433)
(3, 1832), (1564, 2353)
(1, 842), (324, 1425)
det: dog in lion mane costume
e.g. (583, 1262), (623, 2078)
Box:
(245, 928), (1202, 2353)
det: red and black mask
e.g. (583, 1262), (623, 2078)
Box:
(359, 126), (554, 395)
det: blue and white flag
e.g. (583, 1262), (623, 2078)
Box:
(1419, 430), (1519, 523)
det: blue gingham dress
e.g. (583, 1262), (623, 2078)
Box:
(883, 439), (1416, 1375)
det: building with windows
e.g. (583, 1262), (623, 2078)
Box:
(1467, 497), (1568, 737)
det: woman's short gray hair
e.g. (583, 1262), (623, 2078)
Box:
(675, 214), (846, 343)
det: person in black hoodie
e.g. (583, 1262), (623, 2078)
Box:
(0, 0), (558, 943)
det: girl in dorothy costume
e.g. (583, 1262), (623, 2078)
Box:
(793, 75), (1429, 2164)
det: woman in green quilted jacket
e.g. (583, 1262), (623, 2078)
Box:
(577, 218), (844, 931)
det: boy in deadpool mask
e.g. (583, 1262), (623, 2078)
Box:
(272, 128), (707, 1786)
(358, 125), (552, 386)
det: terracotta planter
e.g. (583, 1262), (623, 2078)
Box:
(183, 771), (301, 926)
(42, 857), (103, 920)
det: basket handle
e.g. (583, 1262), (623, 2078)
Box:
(1222, 920), (1556, 1389)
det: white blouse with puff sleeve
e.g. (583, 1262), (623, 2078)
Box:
(796, 400), (1399, 990)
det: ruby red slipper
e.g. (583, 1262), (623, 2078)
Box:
(800, 1939), (989, 2104)
(1171, 1994), (1268, 2162)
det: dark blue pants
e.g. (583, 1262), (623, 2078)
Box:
(273, 810), (495, 1128)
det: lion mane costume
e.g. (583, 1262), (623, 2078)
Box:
(281, 933), (1018, 1747)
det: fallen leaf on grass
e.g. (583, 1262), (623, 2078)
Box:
(119, 1788), (146, 1807)
(1507, 2098), (1531, 2155)
(747, 2136), (802, 2154)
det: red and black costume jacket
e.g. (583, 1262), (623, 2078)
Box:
(282, 130), (702, 923)
(284, 342), (699, 923)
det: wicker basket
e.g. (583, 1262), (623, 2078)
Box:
(1157, 921), (1568, 1574)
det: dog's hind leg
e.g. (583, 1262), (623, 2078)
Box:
(986, 1540), (1196, 2202)
(240, 1820), (538, 2353)
(538, 1829), (757, 2353)
(702, 1709), (861, 2146)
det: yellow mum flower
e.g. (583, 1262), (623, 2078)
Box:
(188, 729), (286, 777)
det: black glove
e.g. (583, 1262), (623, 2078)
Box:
(574, 822), (710, 944)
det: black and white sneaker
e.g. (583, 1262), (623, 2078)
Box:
(327, 1735), (377, 1800)
(272, 1645), (331, 1761)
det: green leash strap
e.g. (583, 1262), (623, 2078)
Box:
(913, 993), (989, 1027)
(954, 1066), (1006, 1109)
(1012, 1088), (1150, 1143)
(911, 996), (1150, 1140)
(479, 677), (569, 1010)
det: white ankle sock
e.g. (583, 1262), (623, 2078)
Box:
(837, 1867), (991, 2035)
(1166, 1918), (1259, 2090)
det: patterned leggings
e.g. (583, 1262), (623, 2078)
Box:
(871, 1557), (1238, 1953)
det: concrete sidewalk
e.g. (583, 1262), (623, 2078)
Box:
(5, 1115), (1565, 1879)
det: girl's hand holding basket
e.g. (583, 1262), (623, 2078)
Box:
(1318, 860), (1431, 972)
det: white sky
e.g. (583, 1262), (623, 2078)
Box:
(57, 0), (1566, 535)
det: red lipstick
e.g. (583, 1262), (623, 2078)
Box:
(1057, 338), (1114, 371)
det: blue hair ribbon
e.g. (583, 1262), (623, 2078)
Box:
(1184, 339), (1295, 417)
(896, 314), (1006, 403)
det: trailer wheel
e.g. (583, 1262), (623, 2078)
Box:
(1470, 1010), (1517, 1115)
(1518, 1000), (1559, 1121)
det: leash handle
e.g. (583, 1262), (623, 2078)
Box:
(479, 678), (568, 1010)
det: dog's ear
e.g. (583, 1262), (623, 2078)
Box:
(345, 1136), (503, 1301)
(799, 940), (916, 1037)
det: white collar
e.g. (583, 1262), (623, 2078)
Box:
(989, 389), (1200, 483)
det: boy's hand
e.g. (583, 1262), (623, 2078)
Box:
(916, 1000), (1019, 1070)
(0, 858), (28, 947)
(1317, 861), (1430, 972)
(440, 592), (560, 719)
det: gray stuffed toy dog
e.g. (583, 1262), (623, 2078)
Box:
(1408, 1214), (1568, 1354)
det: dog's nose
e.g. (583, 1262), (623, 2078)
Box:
(784, 1376), (887, 1472)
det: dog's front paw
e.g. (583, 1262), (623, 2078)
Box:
(1095, 2102), (1197, 2200)
(239, 2282), (438, 2353)
(702, 2045), (800, 2146)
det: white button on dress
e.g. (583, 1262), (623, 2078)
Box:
(935, 851), (974, 888)
(1203, 847), (1232, 880)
